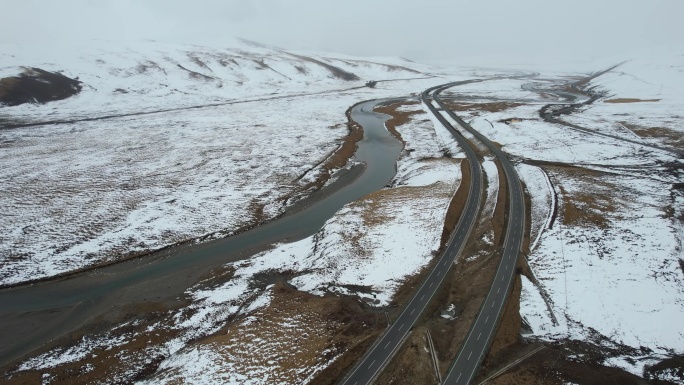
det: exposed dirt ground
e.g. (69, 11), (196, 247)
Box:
(546, 165), (616, 228)
(491, 160), (508, 246)
(0, 68), (82, 106)
(160, 283), (386, 384)
(3, 300), (189, 384)
(441, 101), (524, 115)
(621, 121), (684, 148)
(604, 98), (661, 104)
(373, 101), (423, 146)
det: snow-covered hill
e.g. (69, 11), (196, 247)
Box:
(0, 38), (428, 124)
(0, 39), (458, 286)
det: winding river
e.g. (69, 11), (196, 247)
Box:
(0, 99), (404, 365)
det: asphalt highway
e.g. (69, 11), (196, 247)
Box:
(340, 82), (484, 385)
(434, 86), (525, 385)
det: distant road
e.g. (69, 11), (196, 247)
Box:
(340, 81), (484, 385)
(433, 85), (525, 385)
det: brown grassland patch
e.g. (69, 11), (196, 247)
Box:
(549, 166), (617, 228)
(440, 160), (472, 247)
(182, 283), (385, 385)
(3, 302), (186, 385)
(373, 101), (425, 146)
(604, 98), (660, 104)
(621, 121), (684, 147)
(442, 101), (524, 114)
(491, 160), (508, 246)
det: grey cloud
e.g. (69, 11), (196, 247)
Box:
(1, 0), (682, 66)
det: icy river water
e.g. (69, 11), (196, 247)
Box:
(0, 99), (404, 365)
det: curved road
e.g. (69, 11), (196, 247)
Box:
(341, 81), (484, 385)
(341, 80), (526, 385)
(434, 86), (525, 385)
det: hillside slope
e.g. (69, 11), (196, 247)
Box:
(0, 39), (448, 286)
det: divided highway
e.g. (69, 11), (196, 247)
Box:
(341, 80), (526, 385)
(340, 83), (484, 385)
(434, 86), (526, 385)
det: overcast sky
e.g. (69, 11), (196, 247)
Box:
(2, 0), (682, 66)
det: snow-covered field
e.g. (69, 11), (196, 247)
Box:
(0, 94), (348, 285)
(0, 39), (474, 286)
(564, 54), (684, 152)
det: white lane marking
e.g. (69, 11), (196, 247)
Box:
(420, 294), (425, 301)
(467, 351), (473, 360)
(477, 332), (482, 341)
(384, 341), (391, 349)
(410, 308), (415, 315)
(497, 287), (501, 294)
(491, 301), (495, 308)
(457, 373), (462, 381)
(429, 282), (433, 288)
(501, 275), (504, 282)
(399, 323), (405, 330)
(368, 360), (376, 369)
(485, 316), (489, 323)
